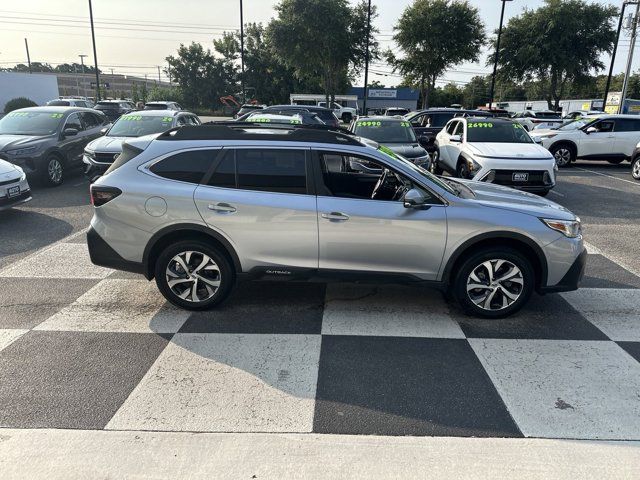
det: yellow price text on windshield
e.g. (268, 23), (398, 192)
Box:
(467, 122), (493, 128)
(356, 121), (382, 127)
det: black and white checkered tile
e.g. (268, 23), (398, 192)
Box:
(1, 235), (639, 440)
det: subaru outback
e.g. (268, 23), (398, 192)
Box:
(87, 123), (585, 318)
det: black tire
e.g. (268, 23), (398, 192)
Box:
(430, 148), (443, 175)
(154, 240), (235, 311)
(453, 247), (534, 319)
(42, 155), (64, 186)
(456, 158), (471, 179)
(341, 113), (352, 123)
(537, 190), (550, 197)
(607, 158), (624, 165)
(632, 156), (640, 180)
(549, 143), (575, 168)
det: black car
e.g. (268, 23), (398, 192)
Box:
(94, 100), (133, 122)
(237, 105), (340, 128)
(405, 108), (494, 152)
(0, 106), (109, 186)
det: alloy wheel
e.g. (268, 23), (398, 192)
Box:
(165, 250), (221, 303)
(632, 159), (640, 180)
(466, 259), (524, 311)
(48, 158), (63, 184)
(553, 148), (571, 167)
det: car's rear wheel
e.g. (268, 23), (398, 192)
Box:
(155, 241), (234, 310)
(550, 143), (575, 167)
(43, 155), (64, 186)
(430, 148), (443, 175)
(632, 156), (640, 180)
(453, 248), (534, 318)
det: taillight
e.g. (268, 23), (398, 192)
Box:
(90, 185), (122, 207)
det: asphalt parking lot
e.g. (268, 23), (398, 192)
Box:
(0, 162), (639, 475)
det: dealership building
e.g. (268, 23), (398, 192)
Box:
(348, 87), (420, 113)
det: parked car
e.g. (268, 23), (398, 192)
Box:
(405, 108), (494, 151)
(0, 158), (31, 211)
(47, 98), (94, 108)
(384, 107), (410, 116)
(0, 107), (109, 186)
(531, 114), (640, 167)
(511, 110), (563, 131)
(434, 117), (556, 196)
(349, 116), (430, 166)
(629, 142), (640, 180)
(237, 105), (340, 128)
(315, 101), (357, 123)
(83, 110), (201, 181)
(144, 101), (182, 111)
(94, 100), (133, 122)
(233, 104), (266, 119)
(563, 110), (602, 120)
(244, 112), (324, 125)
(88, 122), (585, 319)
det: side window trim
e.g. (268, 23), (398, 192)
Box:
(63, 113), (84, 132)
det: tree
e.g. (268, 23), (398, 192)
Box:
(267, 0), (378, 104)
(54, 63), (100, 74)
(10, 62), (53, 73)
(368, 80), (385, 88)
(490, 0), (617, 110)
(387, 0), (485, 108)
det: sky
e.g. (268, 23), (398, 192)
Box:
(0, 0), (632, 92)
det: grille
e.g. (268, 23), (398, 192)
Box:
(94, 152), (119, 164)
(0, 175), (20, 187)
(489, 169), (550, 187)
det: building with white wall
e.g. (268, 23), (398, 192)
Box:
(0, 72), (59, 110)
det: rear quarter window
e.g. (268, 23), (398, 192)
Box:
(149, 150), (217, 184)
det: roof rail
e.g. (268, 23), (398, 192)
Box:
(156, 122), (362, 146)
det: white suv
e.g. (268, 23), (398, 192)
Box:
(433, 117), (556, 195)
(531, 114), (640, 167)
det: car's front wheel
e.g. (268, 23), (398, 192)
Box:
(632, 156), (640, 180)
(43, 155), (64, 186)
(453, 248), (534, 318)
(155, 241), (235, 310)
(550, 144), (575, 167)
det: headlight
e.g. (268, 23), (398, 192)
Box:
(467, 157), (482, 172)
(541, 218), (581, 238)
(84, 149), (96, 159)
(6, 145), (38, 156)
(14, 165), (26, 181)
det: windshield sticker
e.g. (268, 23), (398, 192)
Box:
(289, 119), (302, 124)
(467, 122), (493, 128)
(378, 144), (400, 160)
(50, 113), (64, 118)
(400, 121), (411, 127)
(7, 112), (32, 117)
(250, 118), (271, 123)
(121, 115), (143, 121)
(162, 116), (173, 122)
(357, 121), (382, 127)
(513, 123), (524, 129)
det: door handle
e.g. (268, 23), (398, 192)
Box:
(321, 212), (349, 221)
(208, 202), (236, 213)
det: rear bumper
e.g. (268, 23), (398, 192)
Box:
(87, 227), (145, 275)
(539, 248), (587, 293)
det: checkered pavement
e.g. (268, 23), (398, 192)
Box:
(1, 234), (639, 440)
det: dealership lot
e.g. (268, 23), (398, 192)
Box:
(0, 164), (639, 442)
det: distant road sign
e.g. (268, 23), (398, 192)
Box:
(90, 82), (110, 89)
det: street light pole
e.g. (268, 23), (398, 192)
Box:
(621, 2), (640, 113)
(489, 0), (513, 110)
(362, 0), (372, 115)
(603, 1), (633, 113)
(88, 0), (101, 101)
(239, 0), (245, 103)
(24, 38), (31, 73)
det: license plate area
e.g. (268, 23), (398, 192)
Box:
(7, 185), (20, 198)
(512, 172), (529, 182)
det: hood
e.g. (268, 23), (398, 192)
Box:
(467, 142), (552, 160)
(0, 134), (49, 151)
(453, 179), (576, 220)
(529, 128), (557, 137)
(385, 143), (428, 159)
(87, 136), (126, 153)
(0, 158), (19, 175)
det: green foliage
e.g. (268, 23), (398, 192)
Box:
(147, 86), (184, 104)
(267, 0), (378, 103)
(388, 0), (485, 108)
(4, 97), (37, 113)
(131, 83), (140, 104)
(9, 62), (54, 73)
(140, 83), (148, 103)
(490, 0), (618, 109)
(53, 63), (101, 74)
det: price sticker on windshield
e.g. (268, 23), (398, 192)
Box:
(162, 116), (173, 122)
(122, 115), (143, 121)
(468, 122), (493, 128)
(400, 121), (411, 127)
(356, 121), (382, 127)
(50, 113), (64, 118)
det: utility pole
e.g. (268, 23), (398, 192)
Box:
(489, 0), (513, 110)
(621, 1), (640, 113)
(24, 38), (31, 73)
(167, 60), (172, 84)
(88, 0), (101, 100)
(603, 2), (633, 113)
(79, 54), (87, 74)
(362, 0), (372, 115)
(239, 0), (245, 103)
(74, 64), (80, 96)
(157, 65), (161, 83)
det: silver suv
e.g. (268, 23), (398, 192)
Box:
(88, 123), (586, 318)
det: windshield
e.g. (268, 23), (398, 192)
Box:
(557, 117), (599, 131)
(535, 112), (561, 119)
(355, 120), (417, 143)
(0, 111), (63, 135)
(376, 145), (457, 195)
(466, 121), (532, 143)
(107, 114), (174, 137)
(144, 104), (168, 110)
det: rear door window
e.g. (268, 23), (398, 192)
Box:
(65, 113), (84, 132)
(236, 149), (307, 194)
(206, 150), (236, 189)
(149, 149), (217, 184)
(613, 118), (640, 132)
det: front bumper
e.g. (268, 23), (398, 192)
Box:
(0, 189), (32, 211)
(83, 156), (110, 181)
(87, 227), (145, 275)
(539, 247), (587, 293)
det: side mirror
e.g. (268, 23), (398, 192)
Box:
(450, 134), (462, 143)
(533, 137), (543, 144)
(586, 126), (598, 134)
(63, 128), (78, 137)
(403, 188), (428, 209)
(100, 127), (108, 135)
